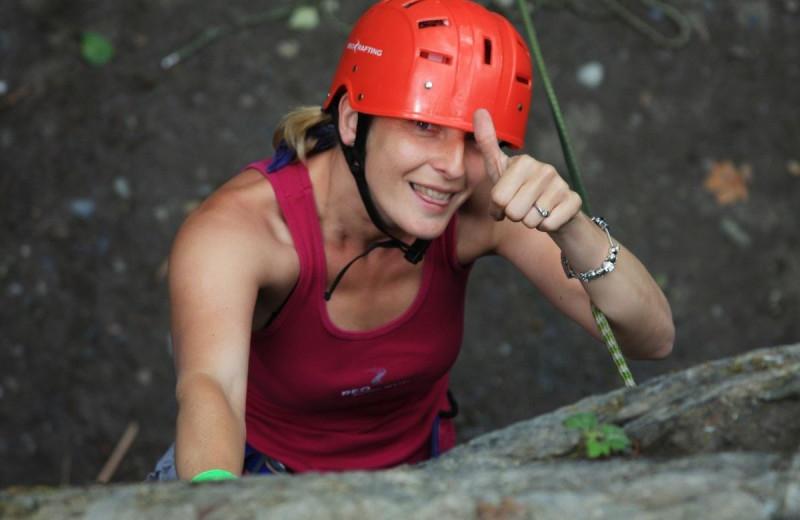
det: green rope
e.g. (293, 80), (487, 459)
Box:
(516, 0), (637, 387)
(160, 6), (294, 69)
(524, 0), (691, 50)
(159, 2), (351, 70)
(597, 0), (691, 50)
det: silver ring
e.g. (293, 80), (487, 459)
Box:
(534, 204), (550, 218)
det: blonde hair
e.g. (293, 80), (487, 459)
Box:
(272, 106), (334, 163)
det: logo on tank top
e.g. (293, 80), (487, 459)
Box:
(371, 368), (387, 384)
(340, 368), (410, 397)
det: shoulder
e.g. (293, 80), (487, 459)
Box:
(169, 168), (299, 294)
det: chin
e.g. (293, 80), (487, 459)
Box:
(382, 198), (457, 242)
(401, 218), (451, 241)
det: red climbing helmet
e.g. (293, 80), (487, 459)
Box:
(322, 0), (533, 149)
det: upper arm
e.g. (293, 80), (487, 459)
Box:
(168, 203), (272, 418)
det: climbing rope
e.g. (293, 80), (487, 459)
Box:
(526, 0), (692, 50)
(160, 2), (351, 70)
(160, 6), (293, 69)
(597, 0), (691, 49)
(513, 0), (688, 387)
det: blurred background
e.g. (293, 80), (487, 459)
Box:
(0, 0), (797, 487)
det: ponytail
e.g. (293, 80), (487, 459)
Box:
(271, 106), (333, 163)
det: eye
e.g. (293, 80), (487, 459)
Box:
(414, 121), (436, 131)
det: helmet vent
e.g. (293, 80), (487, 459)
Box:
(402, 0), (425, 8)
(515, 74), (531, 86)
(418, 18), (449, 28)
(420, 50), (451, 64)
(483, 39), (492, 64)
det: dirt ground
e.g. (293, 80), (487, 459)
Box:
(1, 0), (798, 487)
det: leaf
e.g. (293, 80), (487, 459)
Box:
(564, 412), (597, 432)
(81, 31), (115, 66)
(288, 6), (320, 31)
(586, 442), (610, 458)
(601, 423), (632, 452)
(585, 431), (611, 458)
(703, 160), (751, 205)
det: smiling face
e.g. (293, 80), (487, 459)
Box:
(361, 115), (486, 241)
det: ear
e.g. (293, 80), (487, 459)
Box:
(337, 94), (359, 146)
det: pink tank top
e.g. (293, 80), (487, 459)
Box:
(244, 160), (472, 472)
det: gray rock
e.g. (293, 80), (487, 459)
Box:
(2, 344), (798, 520)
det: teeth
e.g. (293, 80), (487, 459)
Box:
(413, 183), (451, 201)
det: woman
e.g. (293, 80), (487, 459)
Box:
(150, 0), (673, 482)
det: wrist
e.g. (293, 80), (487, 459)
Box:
(561, 216), (620, 283)
(191, 469), (238, 482)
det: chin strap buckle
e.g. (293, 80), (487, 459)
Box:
(403, 239), (431, 264)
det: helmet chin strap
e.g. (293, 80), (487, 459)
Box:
(325, 113), (431, 300)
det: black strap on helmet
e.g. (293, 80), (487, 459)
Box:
(322, 104), (431, 300)
(341, 113), (432, 264)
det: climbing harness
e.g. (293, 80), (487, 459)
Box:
(512, 0), (689, 387)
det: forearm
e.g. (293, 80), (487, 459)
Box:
(551, 213), (674, 359)
(174, 374), (246, 480)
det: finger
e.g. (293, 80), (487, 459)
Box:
(473, 109), (508, 185)
(524, 191), (583, 232)
(503, 174), (544, 222)
(522, 201), (553, 229)
(473, 109), (510, 220)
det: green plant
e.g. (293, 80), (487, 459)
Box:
(564, 412), (632, 458)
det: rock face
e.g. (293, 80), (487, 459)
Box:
(2, 344), (799, 520)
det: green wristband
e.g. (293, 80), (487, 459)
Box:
(191, 469), (238, 482)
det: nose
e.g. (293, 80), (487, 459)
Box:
(433, 128), (467, 180)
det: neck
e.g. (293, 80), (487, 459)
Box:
(309, 149), (411, 252)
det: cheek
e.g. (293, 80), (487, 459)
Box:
(368, 136), (419, 174)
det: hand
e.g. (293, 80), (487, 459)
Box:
(473, 108), (582, 232)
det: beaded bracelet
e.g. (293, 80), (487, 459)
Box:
(561, 216), (620, 283)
